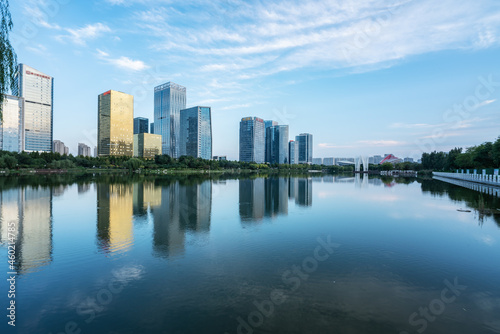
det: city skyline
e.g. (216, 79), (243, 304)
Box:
(8, 0), (500, 159)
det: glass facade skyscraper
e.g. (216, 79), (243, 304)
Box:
(150, 122), (154, 134)
(239, 117), (265, 163)
(0, 94), (24, 152)
(154, 82), (186, 158)
(14, 64), (53, 152)
(133, 117), (149, 134)
(133, 133), (162, 159)
(289, 140), (298, 164)
(98, 90), (134, 156)
(265, 125), (289, 164)
(296, 133), (313, 164)
(179, 106), (212, 160)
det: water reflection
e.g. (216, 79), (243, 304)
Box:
(0, 186), (52, 274)
(152, 180), (212, 258)
(240, 177), (312, 222)
(97, 184), (134, 254)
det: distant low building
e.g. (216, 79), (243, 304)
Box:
(53, 140), (68, 155)
(403, 157), (414, 163)
(312, 158), (323, 165)
(78, 143), (92, 157)
(323, 157), (334, 166)
(379, 154), (402, 164)
(134, 133), (162, 159)
(213, 156), (227, 161)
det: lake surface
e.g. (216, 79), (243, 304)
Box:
(1, 174), (500, 334)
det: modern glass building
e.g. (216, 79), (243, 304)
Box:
(0, 94), (24, 152)
(154, 82), (186, 158)
(133, 117), (149, 134)
(179, 106), (212, 160)
(133, 133), (162, 159)
(265, 125), (289, 164)
(14, 64), (53, 152)
(264, 120), (277, 163)
(239, 117), (265, 163)
(150, 122), (154, 134)
(289, 140), (298, 164)
(296, 133), (313, 164)
(98, 90), (134, 156)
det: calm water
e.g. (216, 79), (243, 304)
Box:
(1, 174), (500, 334)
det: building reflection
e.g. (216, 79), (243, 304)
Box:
(0, 186), (53, 274)
(240, 177), (312, 222)
(151, 181), (212, 258)
(97, 183), (133, 253)
(133, 182), (161, 217)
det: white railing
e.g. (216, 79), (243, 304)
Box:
(433, 172), (500, 186)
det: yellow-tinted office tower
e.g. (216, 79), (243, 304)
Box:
(133, 133), (162, 159)
(98, 90), (134, 156)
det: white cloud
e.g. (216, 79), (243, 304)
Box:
(96, 49), (150, 71)
(57, 23), (111, 46)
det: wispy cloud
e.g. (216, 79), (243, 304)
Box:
(96, 49), (150, 71)
(57, 23), (111, 46)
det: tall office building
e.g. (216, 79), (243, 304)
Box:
(97, 90), (134, 156)
(52, 140), (68, 155)
(265, 125), (289, 164)
(14, 64), (53, 152)
(150, 122), (154, 134)
(78, 143), (92, 157)
(264, 120), (277, 163)
(154, 82), (186, 158)
(0, 94), (24, 152)
(179, 106), (212, 160)
(239, 117), (265, 163)
(289, 140), (298, 164)
(296, 133), (313, 164)
(134, 133), (162, 159)
(133, 117), (149, 134)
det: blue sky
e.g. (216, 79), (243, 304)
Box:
(9, 0), (500, 159)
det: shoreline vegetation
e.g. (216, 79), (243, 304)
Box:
(0, 150), (424, 176)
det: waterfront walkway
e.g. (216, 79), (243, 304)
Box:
(433, 172), (500, 197)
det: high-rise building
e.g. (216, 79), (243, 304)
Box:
(264, 120), (277, 163)
(150, 122), (154, 134)
(289, 140), (298, 164)
(296, 133), (313, 164)
(265, 125), (289, 164)
(373, 155), (383, 164)
(0, 94), (24, 152)
(133, 117), (149, 134)
(52, 140), (68, 155)
(78, 143), (92, 157)
(97, 90), (134, 157)
(133, 133), (162, 159)
(239, 117), (265, 163)
(14, 64), (53, 152)
(179, 106), (212, 160)
(154, 82), (186, 158)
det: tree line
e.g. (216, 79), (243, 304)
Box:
(421, 136), (500, 171)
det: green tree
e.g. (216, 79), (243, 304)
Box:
(124, 158), (142, 171)
(445, 147), (462, 171)
(493, 136), (500, 166)
(381, 162), (394, 171)
(0, 0), (17, 119)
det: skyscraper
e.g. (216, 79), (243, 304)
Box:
(154, 82), (186, 158)
(239, 117), (265, 163)
(264, 120), (278, 163)
(150, 122), (154, 134)
(133, 117), (149, 134)
(0, 94), (24, 152)
(266, 125), (289, 164)
(98, 90), (134, 156)
(14, 64), (53, 152)
(180, 106), (212, 160)
(296, 133), (313, 164)
(133, 133), (162, 159)
(289, 140), (298, 164)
